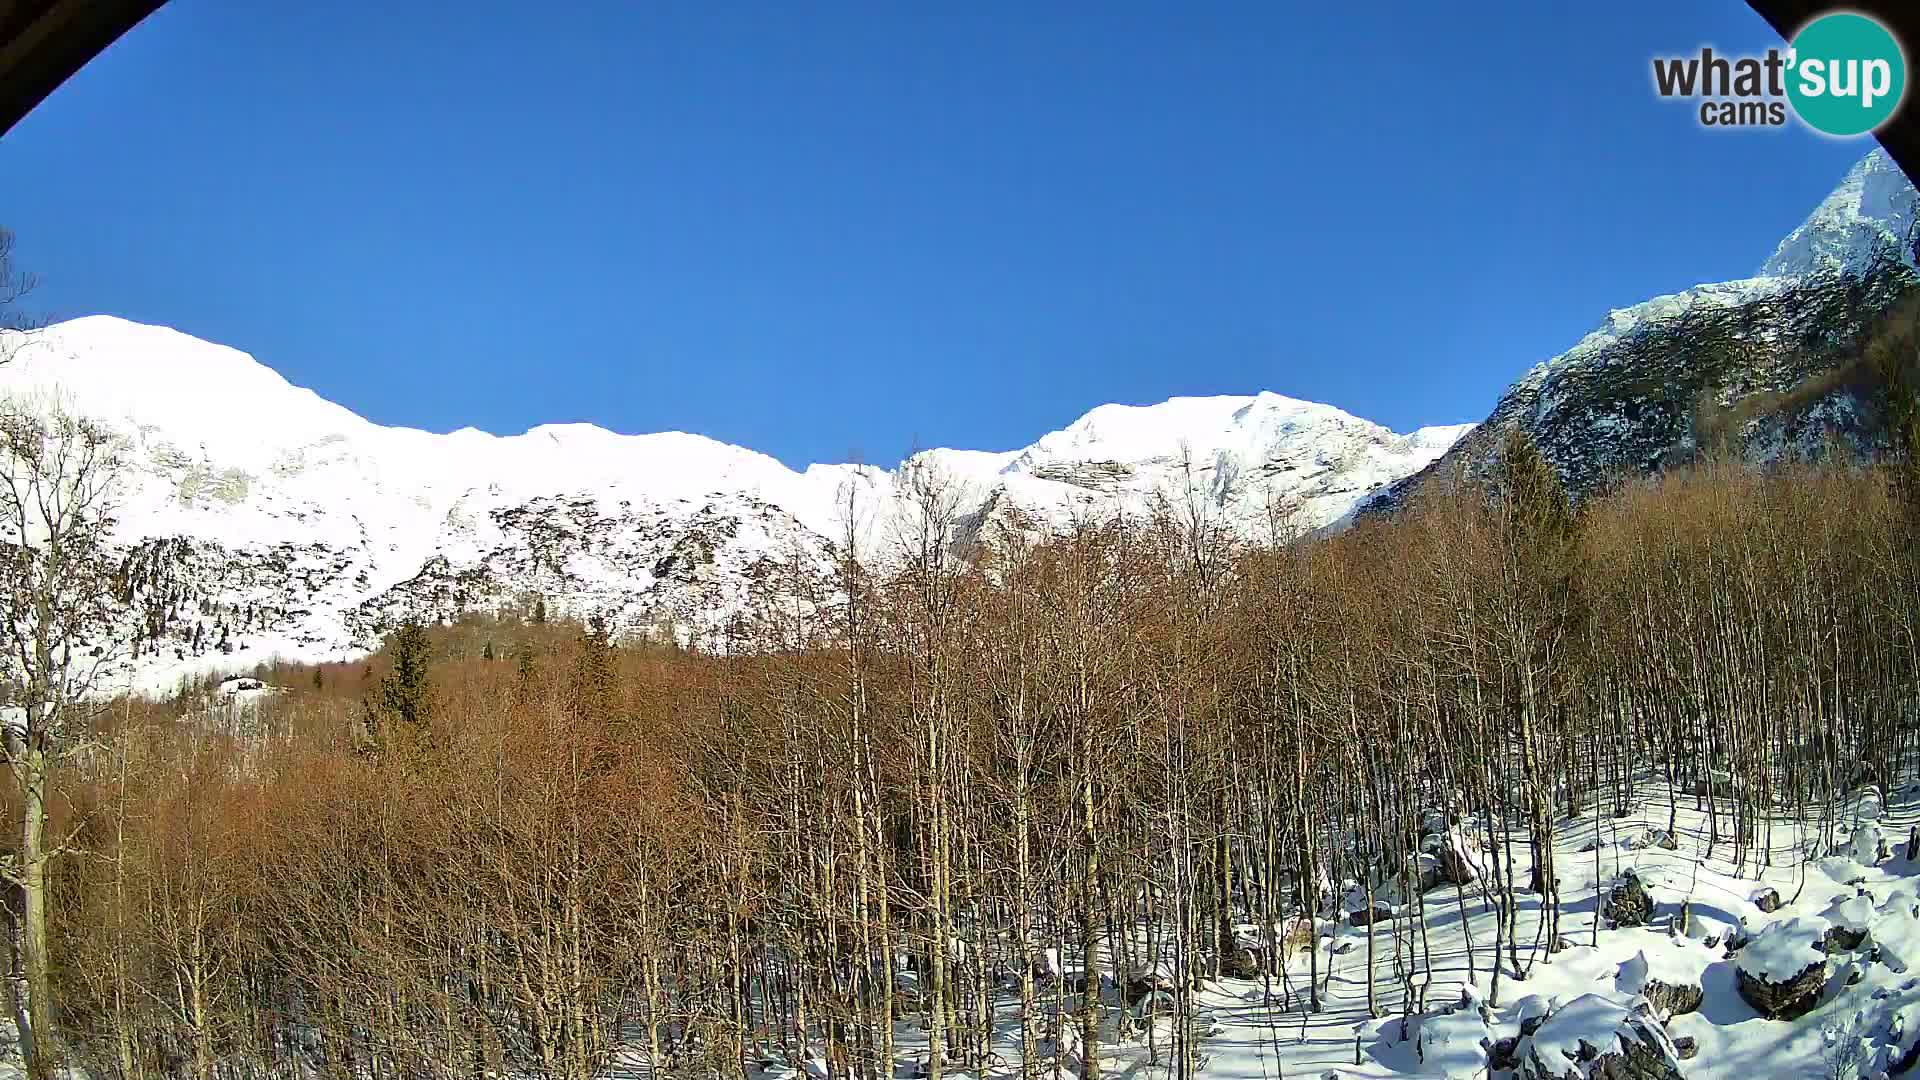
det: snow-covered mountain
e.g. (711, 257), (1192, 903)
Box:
(1376, 149), (1920, 510)
(19, 148), (1908, 690)
(0, 317), (1466, 688)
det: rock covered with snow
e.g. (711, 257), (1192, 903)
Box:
(1853, 822), (1890, 867)
(1511, 995), (1686, 1080)
(1415, 997), (1492, 1078)
(1432, 827), (1484, 886)
(1874, 898), (1920, 975)
(1736, 915), (1833, 1020)
(1621, 827), (1679, 852)
(1616, 939), (1715, 1020)
(1827, 894), (1879, 951)
(1760, 149), (1919, 279)
(1348, 901), (1395, 927)
(1821, 855), (1876, 887)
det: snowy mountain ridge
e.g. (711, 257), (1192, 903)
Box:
(9, 147), (1912, 690)
(0, 316), (1467, 688)
(1375, 148), (1920, 511)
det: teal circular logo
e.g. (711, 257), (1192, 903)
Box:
(1787, 13), (1907, 136)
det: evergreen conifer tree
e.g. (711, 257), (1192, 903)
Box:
(376, 620), (435, 734)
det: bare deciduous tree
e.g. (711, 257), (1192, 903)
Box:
(0, 394), (124, 1080)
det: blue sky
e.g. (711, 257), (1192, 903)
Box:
(0, 1), (1874, 468)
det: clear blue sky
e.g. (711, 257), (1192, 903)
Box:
(0, 1), (1875, 468)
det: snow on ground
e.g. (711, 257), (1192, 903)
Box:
(723, 783), (1920, 1080)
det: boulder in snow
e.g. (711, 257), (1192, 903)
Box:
(1512, 995), (1685, 1080)
(1736, 915), (1832, 1020)
(1825, 894), (1877, 952)
(1416, 999), (1492, 1078)
(1878, 903), (1920, 974)
(1622, 827), (1678, 852)
(1348, 902), (1395, 927)
(1124, 963), (1176, 1006)
(1854, 823), (1888, 867)
(1616, 942), (1713, 1020)
(1603, 871), (1655, 929)
(1438, 842), (1480, 886)
(1511, 994), (1555, 1036)
(1221, 943), (1261, 980)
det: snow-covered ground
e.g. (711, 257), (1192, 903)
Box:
(0, 779), (1885, 1080)
(715, 783), (1919, 1080)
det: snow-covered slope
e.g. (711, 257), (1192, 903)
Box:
(1760, 149), (1920, 280)
(1375, 148), (1920, 510)
(0, 319), (1465, 687)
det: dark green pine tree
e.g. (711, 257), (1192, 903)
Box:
(1492, 423), (1574, 556)
(378, 620), (436, 732)
(570, 615), (616, 726)
(1490, 423), (1578, 892)
(514, 643), (538, 703)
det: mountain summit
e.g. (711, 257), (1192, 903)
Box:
(1376, 149), (1919, 511)
(0, 317), (1464, 687)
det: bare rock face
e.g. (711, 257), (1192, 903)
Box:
(1374, 150), (1920, 519)
(1512, 996), (1686, 1080)
(1604, 872), (1656, 929)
